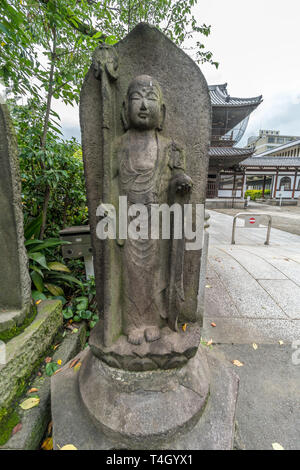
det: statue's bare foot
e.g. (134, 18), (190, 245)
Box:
(145, 326), (160, 342)
(127, 328), (144, 345)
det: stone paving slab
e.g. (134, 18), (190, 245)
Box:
(205, 275), (240, 318)
(204, 210), (300, 344)
(258, 280), (300, 320)
(216, 344), (300, 450)
(208, 247), (287, 320)
(202, 317), (300, 344)
(217, 247), (287, 280)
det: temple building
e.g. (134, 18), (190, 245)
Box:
(207, 83), (262, 200)
(241, 139), (300, 200)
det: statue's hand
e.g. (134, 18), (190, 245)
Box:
(174, 174), (193, 195)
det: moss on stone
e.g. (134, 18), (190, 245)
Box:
(0, 304), (37, 343)
(0, 409), (20, 446)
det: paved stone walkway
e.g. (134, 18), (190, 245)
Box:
(202, 210), (300, 450)
(202, 210), (300, 343)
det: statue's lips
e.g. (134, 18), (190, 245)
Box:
(138, 113), (149, 118)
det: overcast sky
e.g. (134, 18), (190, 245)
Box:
(57, 0), (300, 146)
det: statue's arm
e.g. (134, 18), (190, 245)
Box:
(169, 142), (193, 194)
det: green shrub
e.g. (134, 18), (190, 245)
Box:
(244, 189), (270, 200)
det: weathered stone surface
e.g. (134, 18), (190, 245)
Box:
(0, 103), (31, 332)
(89, 322), (201, 371)
(51, 24), (224, 450)
(78, 347), (210, 447)
(1, 324), (86, 450)
(51, 346), (238, 450)
(80, 23), (211, 348)
(219, 344), (300, 450)
(0, 300), (62, 416)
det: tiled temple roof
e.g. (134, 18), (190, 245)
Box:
(209, 84), (263, 107)
(241, 156), (300, 167)
(209, 147), (253, 157)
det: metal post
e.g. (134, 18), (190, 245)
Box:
(265, 218), (272, 245)
(262, 175), (266, 198)
(273, 170), (279, 199)
(292, 169), (298, 199)
(231, 215), (237, 244)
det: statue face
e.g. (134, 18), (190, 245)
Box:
(128, 84), (162, 131)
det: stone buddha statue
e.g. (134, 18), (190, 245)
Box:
(112, 75), (193, 345)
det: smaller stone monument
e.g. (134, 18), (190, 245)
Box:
(0, 101), (31, 337)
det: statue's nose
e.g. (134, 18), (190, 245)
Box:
(140, 99), (147, 110)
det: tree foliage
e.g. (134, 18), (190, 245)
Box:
(0, 0), (217, 237)
(9, 99), (87, 233)
(1, 0), (217, 101)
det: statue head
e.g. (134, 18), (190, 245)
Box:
(122, 75), (166, 131)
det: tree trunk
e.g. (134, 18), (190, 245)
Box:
(62, 195), (70, 228)
(39, 28), (57, 239)
(40, 185), (51, 239)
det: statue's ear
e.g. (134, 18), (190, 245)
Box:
(158, 103), (166, 131)
(121, 101), (129, 130)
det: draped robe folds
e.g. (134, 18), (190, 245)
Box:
(112, 130), (186, 335)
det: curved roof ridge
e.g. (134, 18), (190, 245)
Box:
(209, 83), (262, 107)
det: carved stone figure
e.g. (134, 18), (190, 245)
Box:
(113, 75), (192, 345)
(51, 24), (239, 451)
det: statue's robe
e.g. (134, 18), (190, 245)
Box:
(112, 130), (186, 335)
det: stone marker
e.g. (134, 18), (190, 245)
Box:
(0, 102), (31, 336)
(52, 23), (238, 450)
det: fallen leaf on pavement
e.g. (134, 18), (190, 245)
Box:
(69, 358), (80, 369)
(206, 339), (213, 346)
(20, 397), (40, 410)
(272, 442), (284, 450)
(28, 388), (39, 394)
(74, 362), (82, 372)
(211, 322), (216, 327)
(59, 444), (77, 450)
(182, 323), (187, 332)
(253, 343), (258, 350)
(279, 340), (284, 345)
(205, 285), (212, 288)
(53, 344), (60, 351)
(12, 423), (22, 435)
(232, 360), (244, 367)
(48, 421), (53, 434)
(41, 437), (53, 450)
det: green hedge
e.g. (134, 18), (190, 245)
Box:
(244, 189), (271, 200)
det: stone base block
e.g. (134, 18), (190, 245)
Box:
(0, 300), (62, 418)
(51, 346), (239, 450)
(0, 306), (31, 338)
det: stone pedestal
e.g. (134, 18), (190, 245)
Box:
(51, 346), (238, 450)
